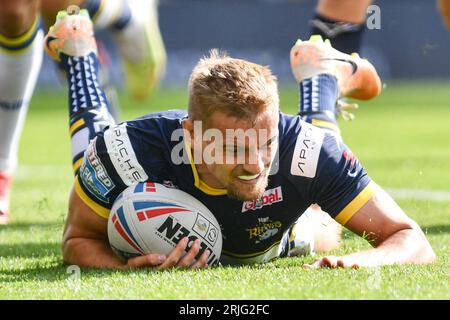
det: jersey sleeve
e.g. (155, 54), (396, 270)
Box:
(310, 134), (380, 225)
(282, 119), (380, 225)
(75, 122), (150, 219)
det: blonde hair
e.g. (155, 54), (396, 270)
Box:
(188, 49), (279, 124)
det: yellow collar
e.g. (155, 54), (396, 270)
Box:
(183, 132), (228, 196)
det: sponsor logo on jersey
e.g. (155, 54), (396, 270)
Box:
(79, 138), (114, 202)
(241, 186), (283, 212)
(104, 123), (149, 186)
(290, 123), (324, 178)
(246, 217), (283, 244)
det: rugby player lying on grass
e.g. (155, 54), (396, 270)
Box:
(44, 7), (435, 269)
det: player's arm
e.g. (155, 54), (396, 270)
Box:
(62, 186), (211, 270)
(305, 188), (436, 268)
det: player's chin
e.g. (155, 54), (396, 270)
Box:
(227, 175), (268, 201)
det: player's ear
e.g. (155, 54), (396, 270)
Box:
(182, 118), (193, 132)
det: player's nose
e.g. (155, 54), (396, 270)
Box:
(242, 152), (265, 175)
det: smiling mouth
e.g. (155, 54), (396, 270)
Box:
(237, 173), (262, 183)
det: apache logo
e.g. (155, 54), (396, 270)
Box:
(290, 124), (324, 178)
(104, 123), (149, 185)
(241, 186), (283, 212)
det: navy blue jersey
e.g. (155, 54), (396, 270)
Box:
(75, 110), (379, 264)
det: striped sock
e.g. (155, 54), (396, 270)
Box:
(60, 52), (115, 174)
(298, 74), (340, 135)
(309, 14), (365, 54)
(0, 18), (43, 173)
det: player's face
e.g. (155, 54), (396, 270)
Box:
(196, 108), (279, 201)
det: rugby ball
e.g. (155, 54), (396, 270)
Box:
(107, 182), (222, 266)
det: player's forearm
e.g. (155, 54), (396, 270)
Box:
(63, 237), (127, 269)
(343, 227), (436, 267)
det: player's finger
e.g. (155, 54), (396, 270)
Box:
(302, 262), (317, 269)
(336, 259), (360, 269)
(322, 256), (338, 268)
(191, 249), (211, 269)
(157, 237), (189, 269)
(126, 253), (166, 269)
(304, 256), (337, 269)
(302, 256), (327, 269)
(177, 239), (201, 268)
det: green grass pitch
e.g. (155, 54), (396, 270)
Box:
(0, 82), (449, 299)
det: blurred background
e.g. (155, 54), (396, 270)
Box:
(37, 0), (450, 90)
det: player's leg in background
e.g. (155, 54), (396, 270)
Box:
(0, 0), (43, 224)
(293, 35), (381, 131)
(40, 0), (124, 121)
(282, 204), (342, 256)
(310, 0), (371, 54)
(437, 0), (450, 30)
(285, 35), (381, 255)
(284, 59), (343, 254)
(41, 0), (167, 102)
(44, 6), (115, 175)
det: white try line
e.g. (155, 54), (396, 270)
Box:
(15, 165), (450, 202)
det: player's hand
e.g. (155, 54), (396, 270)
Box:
(125, 253), (168, 269)
(157, 237), (210, 270)
(303, 255), (360, 269)
(124, 237), (210, 270)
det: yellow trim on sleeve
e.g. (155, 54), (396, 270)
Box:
(183, 133), (228, 196)
(73, 157), (84, 173)
(334, 181), (379, 225)
(74, 177), (110, 219)
(69, 118), (86, 135)
(0, 18), (38, 46)
(311, 119), (341, 135)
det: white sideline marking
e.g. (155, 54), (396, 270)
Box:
(14, 165), (450, 202)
